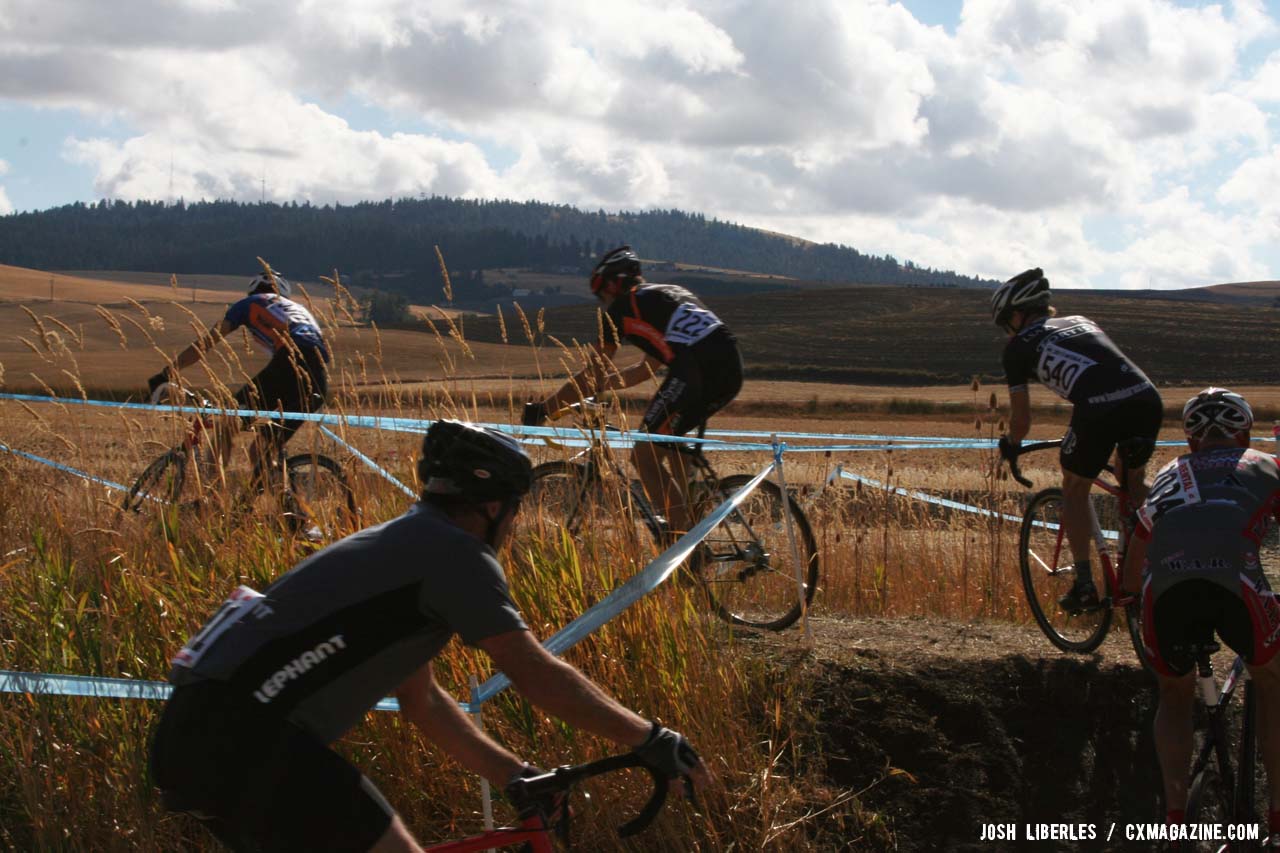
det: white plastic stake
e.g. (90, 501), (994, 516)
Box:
(772, 434), (813, 642)
(471, 675), (495, 841)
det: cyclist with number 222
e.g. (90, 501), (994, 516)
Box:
(524, 245), (744, 539)
(146, 271), (331, 486)
(149, 420), (709, 852)
(1121, 388), (1280, 838)
(993, 267), (1162, 613)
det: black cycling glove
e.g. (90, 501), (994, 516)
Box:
(632, 722), (700, 780)
(503, 764), (565, 823)
(147, 368), (172, 396)
(522, 401), (549, 427)
(997, 435), (1020, 463)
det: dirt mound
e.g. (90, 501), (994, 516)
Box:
(750, 617), (1178, 851)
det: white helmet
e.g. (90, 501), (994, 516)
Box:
(1182, 387), (1253, 448)
(991, 267), (1050, 328)
(248, 273), (291, 298)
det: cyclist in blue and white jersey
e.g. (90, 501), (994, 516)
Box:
(523, 246), (743, 539)
(148, 271), (330, 485)
(993, 267), (1163, 613)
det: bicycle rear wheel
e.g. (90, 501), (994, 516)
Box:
(696, 474), (818, 631)
(123, 449), (188, 512)
(283, 454), (357, 539)
(1019, 487), (1112, 652)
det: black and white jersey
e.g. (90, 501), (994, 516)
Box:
(1002, 315), (1152, 408)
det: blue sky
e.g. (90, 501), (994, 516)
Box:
(2, 0), (1280, 289)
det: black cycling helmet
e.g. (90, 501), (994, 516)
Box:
(418, 420), (532, 503)
(991, 267), (1050, 328)
(590, 245), (642, 295)
(1183, 387), (1253, 449)
(249, 272), (292, 298)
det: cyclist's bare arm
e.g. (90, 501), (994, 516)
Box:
(395, 661), (525, 786)
(479, 629), (652, 748)
(170, 318), (233, 372)
(1007, 387), (1032, 442)
(544, 343), (621, 411)
(615, 355), (662, 389)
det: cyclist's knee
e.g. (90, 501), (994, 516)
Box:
(368, 814), (423, 853)
(1060, 471), (1092, 497)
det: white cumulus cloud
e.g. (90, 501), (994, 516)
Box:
(0, 0), (1277, 287)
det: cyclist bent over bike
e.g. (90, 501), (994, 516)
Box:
(149, 420), (709, 851)
(147, 270), (330, 490)
(1121, 388), (1280, 837)
(524, 246), (743, 539)
(992, 267), (1162, 613)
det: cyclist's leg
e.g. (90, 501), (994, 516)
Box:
(1058, 413), (1115, 609)
(634, 372), (698, 534)
(244, 348), (325, 494)
(1116, 392), (1163, 507)
(369, 816), (424, 852)
(1148, 582), (1208, 816)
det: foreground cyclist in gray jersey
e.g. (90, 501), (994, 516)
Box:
(992, 267), (1162, 614)
(1122, 389), (1280, 836)
(149, 420), (709, 852)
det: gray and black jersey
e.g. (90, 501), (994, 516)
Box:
(1002, 315), (1153, 409)
(1137, 447), (1280, 599)
(168, 502), (527, 744)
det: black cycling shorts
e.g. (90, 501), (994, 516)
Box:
(641, 343), (743, 437)
(149, 680), (394, 852)
(1142, 578), (1280, 677)
(1060, 389), (1162, 479)
(234, 345), (328, 445)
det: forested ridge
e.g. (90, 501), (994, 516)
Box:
(0, 197), (990, 291)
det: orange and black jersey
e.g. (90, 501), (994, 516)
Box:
(602, 283), (736, 365)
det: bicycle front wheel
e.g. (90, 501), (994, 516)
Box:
(1019, 487), (1111, 652)
(283, 454), (357, 539)
(522, 461), (592, 540)
(123, 449), (188, 513)
(697, 474), (819, 631)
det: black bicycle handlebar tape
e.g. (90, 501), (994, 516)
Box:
(514, 753), (668, 838)
(1006, 440), (1064, 489)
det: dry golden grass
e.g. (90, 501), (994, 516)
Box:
(0, 260), (1253, 850)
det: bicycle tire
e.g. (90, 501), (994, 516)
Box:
(283, 454), (357, 538)
(1019, 487), (1112, 652)
(1123, 600), (1157, 675)
(123, 449), (187, 513)
(1187, 764), (1233, 851)
(525, 461), (592, 539)
(696, 474), (819, 631)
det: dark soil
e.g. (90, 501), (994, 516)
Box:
(743, 616), (1239, 852)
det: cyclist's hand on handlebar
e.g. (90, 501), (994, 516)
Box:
(503, 764), (566, 823)
(522, 401), (549, 427)
(997, 434), (1020, 464)
(632, 723), (710, 798)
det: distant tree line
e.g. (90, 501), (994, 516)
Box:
(0, 197), (994, 300)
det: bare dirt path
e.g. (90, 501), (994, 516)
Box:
(739, 615), (1216, 851)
